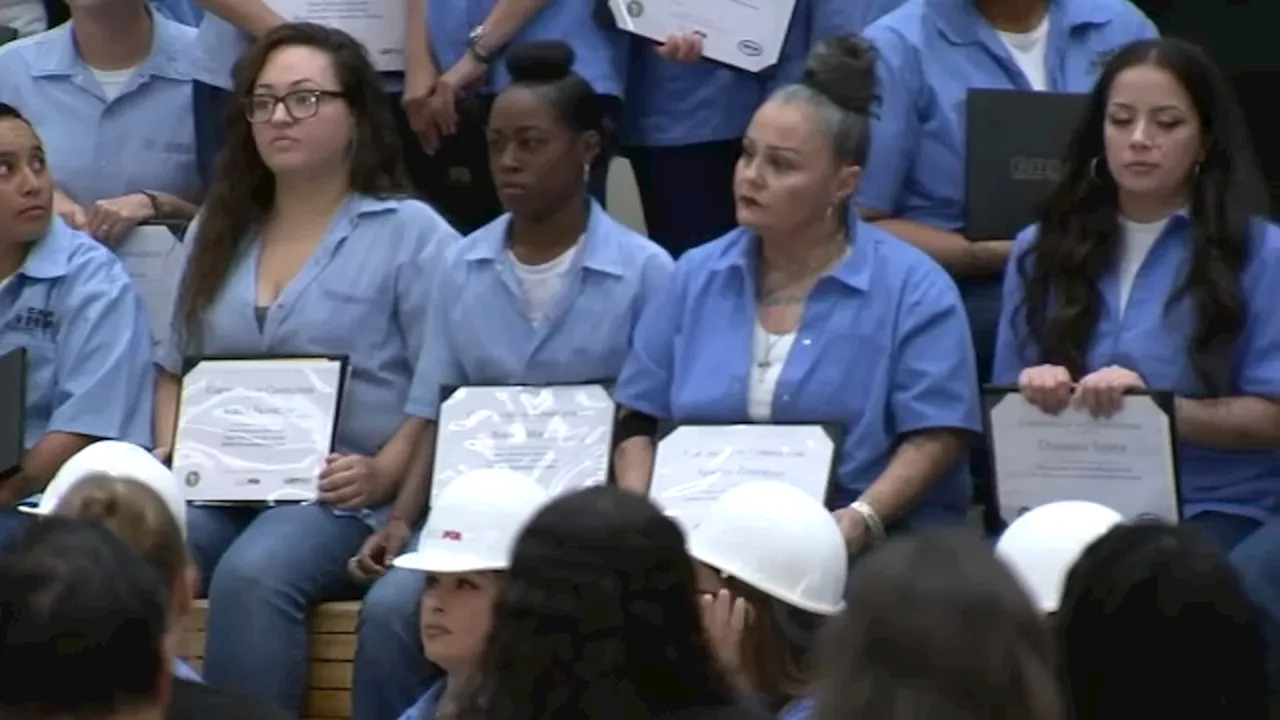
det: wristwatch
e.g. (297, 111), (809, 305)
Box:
(467, 25), (496, 65)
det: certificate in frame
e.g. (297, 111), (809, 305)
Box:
(982, 386), (1182, 524)
(429, 383), (617, 505)
(648, 422), (843, 534)
(172, 355), (349, 503)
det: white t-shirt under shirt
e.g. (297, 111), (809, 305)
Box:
(1117, 215), (1170, 313)
(508, 237), (583, 324)
(995, 15), (1050, 91)
(90, 66), (139, 101)
(747, 321), (797, 422)
(0, 0), (45, 38)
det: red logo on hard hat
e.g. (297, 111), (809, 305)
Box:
(441, 530), (463, 541)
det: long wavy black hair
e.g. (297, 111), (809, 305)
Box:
(1017, 38), (1268, 395)
(460, 486), (739, 720)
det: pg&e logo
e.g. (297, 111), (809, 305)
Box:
(5, 306), (56, 336)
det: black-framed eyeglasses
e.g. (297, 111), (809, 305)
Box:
(244, 89), (345, 123)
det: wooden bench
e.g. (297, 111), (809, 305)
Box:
(178, 600), (358, 720)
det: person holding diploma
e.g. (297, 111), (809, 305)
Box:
(624, 0), (905, 258)
(346, 40), (672, 720)
(151, 24), (458, 713)
(612, 36), (981, 552)
(400, 0), (625, 231)
(0, 0), (202, 245)
(992, 38), (1280, 553)
(0, 103), (155, 553)
(857, 0), (1157, 382)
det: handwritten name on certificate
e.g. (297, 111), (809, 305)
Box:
(989, 393), (1179, 522)
(608, 0), (796, 72)
(650, 424), (834, 533)
(431, 385), (615, 503)
(266, 0), (406, 72)
(173, 358), (343, 503)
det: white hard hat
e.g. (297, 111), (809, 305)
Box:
(995, 501), (1124, 613)
(23, 441), (188, 538)
(688, 481), (847, 615)
(394, 468), (549, 574)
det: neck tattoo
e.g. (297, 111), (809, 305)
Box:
(756, 237), (850, 306)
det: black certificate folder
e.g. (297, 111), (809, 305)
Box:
(0, 349), (26, 478)
(965, 89), (1089, 240)
(981, 386), (1181, 525)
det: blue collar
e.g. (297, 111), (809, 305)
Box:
(464, 199), (626, 277)
(29, 12), (194, 81)
(928, 0), (1115, 45)
(709, 216), (874, 293)
(19, 218), (80, 280)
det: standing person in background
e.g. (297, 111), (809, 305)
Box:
(857, 0), (1158, 380)
(348, 40), (671, 720)
(0, 103), (155, 554)
(151, 24), (458, 713)
(622, 0), (906, 258)
(400, 0), (625, 232)
(0, 0), (201, 245)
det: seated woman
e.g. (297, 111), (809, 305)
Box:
(388, 468), (549, 719)
(462, 486), (769, 719)
(347, 39), (672, 720)
(0, 103), (154, 552)
(992, 37), (1280, 553)
(150, 23), (459, 713)
(689, 481), (848, 719)
(1058, 521), (1271, 718)
(612, 36), (981, 551)
(0, 0), (201, 244)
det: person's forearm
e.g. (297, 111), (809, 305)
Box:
(613, 436), (654, 495)
(150, 192), (198, 221)
(371, 418), (428, 501)
(871, 217), (1009, 276)
(154, 372), (180, 449)
(387, 421), (437, 525)
(1176, 396), (1280, 450)
(196, 0), (284, 34)
(404, 0), (437, 75)
(14, 432), (95, 496)
(474, 0), (548, 51)
(858, 429), (968, 525)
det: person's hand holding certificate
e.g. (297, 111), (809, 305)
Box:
(172, 357), (347, 503)
(606, 0), (797, 72)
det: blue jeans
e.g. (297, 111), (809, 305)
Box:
(192, 81), (232, 188)
(1230, 519), (1280, 690)
(351, 557), (443, 720)
(188, 503), (371, 713)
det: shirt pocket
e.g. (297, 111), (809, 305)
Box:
(311, 284), (395, 353)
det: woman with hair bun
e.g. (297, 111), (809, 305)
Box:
(612, 36), (981, 551)
(348, 40), (672, 720)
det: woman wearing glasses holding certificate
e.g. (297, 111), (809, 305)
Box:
(151, 24), (459, 714)
(612, 37), (982, 554)
(346, 41), (672, 720)
(992, 39), (1280, 554)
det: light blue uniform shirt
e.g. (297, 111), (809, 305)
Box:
(0, 15), (200, 208)
(614, 221), (981, 518)
(156, 195), (459, 524)
(1, 219), (155, 450)
(856, 0), (1158, 226)
(397, 679), (445, 720)
(993, 217), (1280, 520)
(405, 200), (673, 418)
(173, 658), (202, 681)
(427, 0), (627, 97)
(151, 0), (203, 26)
(780, 695), (815, 719)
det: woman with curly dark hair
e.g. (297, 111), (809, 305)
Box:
(992, 37), (1280, 552)
(460, 486), (767, 720)
(149, 22), (459, 713)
